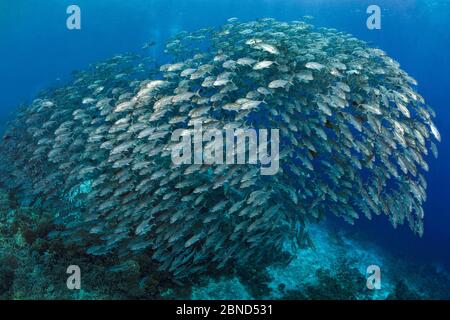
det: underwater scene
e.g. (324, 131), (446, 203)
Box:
(0, 0), (449, 301)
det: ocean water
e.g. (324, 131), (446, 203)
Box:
(0, 0), (449, 300)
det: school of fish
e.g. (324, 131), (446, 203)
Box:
(0, 18), (440, 280)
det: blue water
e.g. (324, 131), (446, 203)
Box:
(1, 0), (449, 270)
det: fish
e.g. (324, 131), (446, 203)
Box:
(268, 80), (291, 89)
(253, 60), (275, 70)
(305, 62), (325, 70)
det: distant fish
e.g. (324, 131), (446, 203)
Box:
(142, 41), (156, 49)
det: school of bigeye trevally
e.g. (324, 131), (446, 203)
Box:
(0, 18), (441, 280)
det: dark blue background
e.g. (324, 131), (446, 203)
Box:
(1, 0), (449, 268)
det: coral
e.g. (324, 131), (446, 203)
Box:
(0, 188), (10, 213)
(280, 259), (369, 300)
(0, 188), (190, 299)
(387, 280), (421, 300)
(237, 268), (273, 299)
(0, 254), (17, 299)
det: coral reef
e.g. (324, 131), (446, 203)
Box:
(0, 188), (190, 299)
(191, 223), (450, 300)
(1, 187), (449, 300)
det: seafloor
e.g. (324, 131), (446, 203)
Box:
(0, 188), (449, 300)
